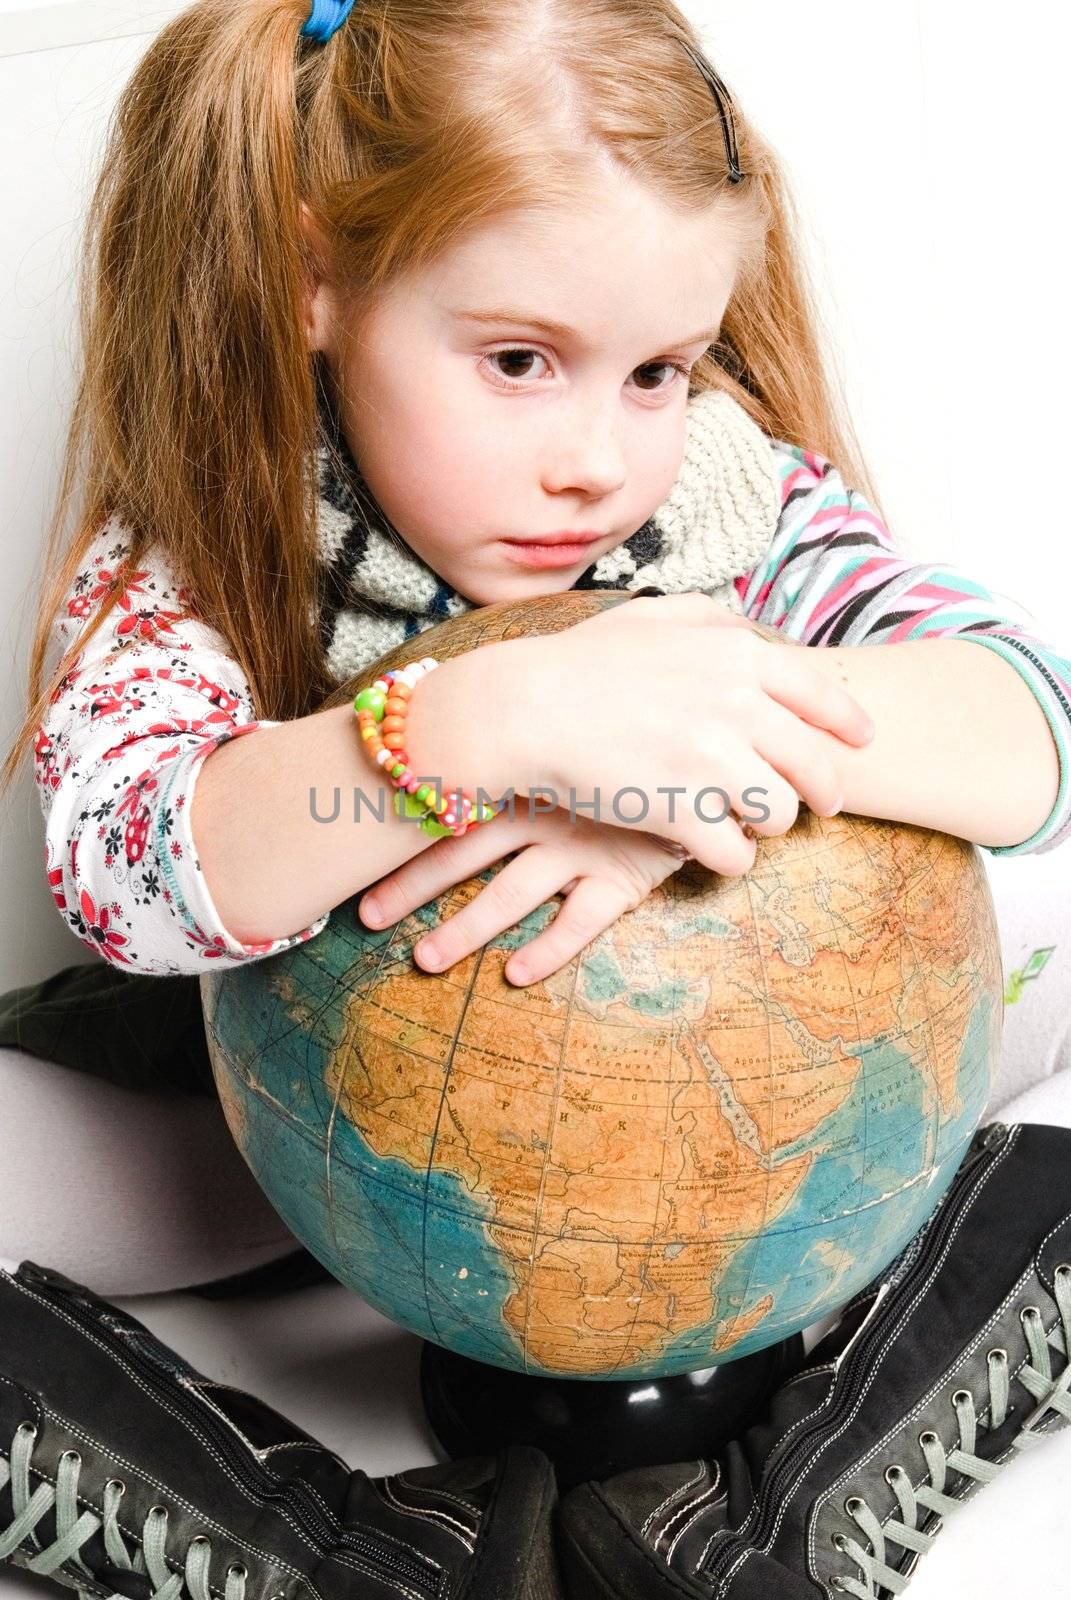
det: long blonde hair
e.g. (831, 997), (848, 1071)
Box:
(2, 0), (881, 792)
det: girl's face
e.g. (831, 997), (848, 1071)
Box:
(307, 169), (747, 604)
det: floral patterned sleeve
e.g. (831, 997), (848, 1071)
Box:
(33, 517), (329, 974)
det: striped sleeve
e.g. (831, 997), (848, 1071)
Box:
(732, 441), (1071, 857)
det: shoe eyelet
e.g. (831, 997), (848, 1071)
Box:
(148, 1505), (168, 1523)
(951, 1388), (972, 1408)
(987, 1347), (1008, 1364)
(227, 1564), (248, 1580)
(919, 1430), (938, 1447)
(1021, 1305), (1041, 1325)
(1055, 1264), (1071, 1279)
(832, 1532), (849, 1550)
(60, 1449), (81, 1464)
(105, 1477), (126, 1497)
(885, 1464), (905, 1485)
(16, 1422), (37, 1440)
(190, 1536), (211, 1549)
(844, 1495), (863, 1515)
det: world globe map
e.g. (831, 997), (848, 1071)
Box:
(201, 593), (1003, 1381)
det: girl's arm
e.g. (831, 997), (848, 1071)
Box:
(804, 638), (1059, 850)
(737, 444), (1070, 855)
(35, 523), (527, 975)
(190, 641), (531, 949)
(33, 522), (333, 974)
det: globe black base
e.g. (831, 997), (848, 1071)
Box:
(420, 1333), (805, 1489)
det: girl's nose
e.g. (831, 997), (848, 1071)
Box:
(540, 408), (627, 500)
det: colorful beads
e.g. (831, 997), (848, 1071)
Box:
(353, 657), (500, 840)
(353, 686), (387, 718)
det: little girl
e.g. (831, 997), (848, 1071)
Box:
(2, 0), (1070, 1366)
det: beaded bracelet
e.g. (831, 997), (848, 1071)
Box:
(353, 657), (500, 840)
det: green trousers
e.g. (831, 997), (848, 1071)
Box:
(0, 961), (216, 1098)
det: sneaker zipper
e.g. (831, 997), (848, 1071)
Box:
(700, 1121), (1010, 1587)
(16, 1266), (443, 1600)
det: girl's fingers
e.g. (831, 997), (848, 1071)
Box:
(357, 813), (531, 929)
(502, 875), (635, 987)
(750, 701), (846, 820)
(759, 649), (875, 747)
(668, 735), (802, 855)
(658, 800), (758, 877)
(410, 846), (576, 975)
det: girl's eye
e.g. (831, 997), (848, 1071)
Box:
(481, 347), (689, 394)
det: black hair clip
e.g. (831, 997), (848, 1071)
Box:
(680, 39), (746, 184)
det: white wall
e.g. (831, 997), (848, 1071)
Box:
(2, 1), (1069, 991)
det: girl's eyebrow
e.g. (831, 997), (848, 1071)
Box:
(452, 308), (720, 349)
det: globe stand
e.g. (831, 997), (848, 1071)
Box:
(420, 1332), (805, 1490)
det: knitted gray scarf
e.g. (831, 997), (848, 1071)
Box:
(311, 363), (783, 684)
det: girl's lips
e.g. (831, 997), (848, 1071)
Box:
(500, 538), (602, 569)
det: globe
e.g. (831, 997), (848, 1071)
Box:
(201, 591), (1003, 1382)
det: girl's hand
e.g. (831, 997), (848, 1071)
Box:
(358, 799), (694, 988)
(500, 593), (875, 876)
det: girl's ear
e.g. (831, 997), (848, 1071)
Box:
(299, 200), (337, 356)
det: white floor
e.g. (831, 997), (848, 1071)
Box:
(1, 1274), (1069, 1598)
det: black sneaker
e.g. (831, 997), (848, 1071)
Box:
(557, 1121), (1071, 1598)
(0, 1260), (562, 1600)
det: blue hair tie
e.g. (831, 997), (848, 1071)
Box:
(301, 0), (357, 43)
